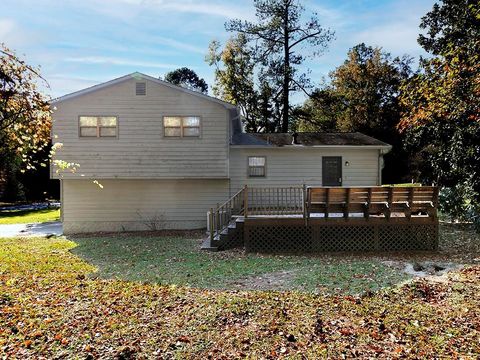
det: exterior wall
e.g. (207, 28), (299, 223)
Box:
(62, 179), (229, 233)
(229, 147), (380, 194)
(52, 77), (229, 179)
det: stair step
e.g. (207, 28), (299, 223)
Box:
(200, 238), (219, 252)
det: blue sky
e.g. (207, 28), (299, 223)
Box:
(1, 0), (436, 100)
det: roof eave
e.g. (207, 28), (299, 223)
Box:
(50, 72), (236, 109)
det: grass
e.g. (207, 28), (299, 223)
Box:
(0, 236), (479, 358)
(0, 208), (60, 224)
(71, 233), (409, 294)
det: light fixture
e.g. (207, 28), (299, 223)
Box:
(345, 161), (350, 167)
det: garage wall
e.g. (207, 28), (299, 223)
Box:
(62, 179), (229, 233)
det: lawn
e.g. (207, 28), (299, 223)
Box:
(0, 236), (479, 358)
(0, 208), (60, 224)
(71, 233), (410, 294)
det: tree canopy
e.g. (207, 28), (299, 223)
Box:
(163, 67), (208, 94)
(399, 0), (480, 218)
(224, 0), (334, 132)
(0, 44), (51, 171)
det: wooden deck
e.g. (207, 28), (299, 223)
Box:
(205, 185), (439, 253)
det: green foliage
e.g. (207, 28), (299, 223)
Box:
(0, 208), (60, 224)
(0, 44), (51, 170)
(399, 0), (480, 222)
(418, 0), (480, 55)
(207, 35), (261, 131)
(219, 0), (334, 132)
(163, 67), (208, 94)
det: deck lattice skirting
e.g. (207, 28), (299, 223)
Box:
(206, 185), (439, 253)
(243, 217), (438, 253)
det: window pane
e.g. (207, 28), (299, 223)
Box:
(164, 127), (182, 137)
(249, 157), (265, 166)
(79, 117), (97, 126)
(249, 167), (265, 177)
(164, 117), (181, 127)
(183, 127), (200, 137)
(99, 117), (117, 126)
(183, 116), (200, 127)
(100, 127), (117, 137)
(80, 127), (97, 137)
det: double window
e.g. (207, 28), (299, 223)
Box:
(248, 156), (266, 177)
(79, 116), (118, 138)
(163, 116), (201, 137)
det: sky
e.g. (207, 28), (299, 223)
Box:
(1, 0), (437, 100)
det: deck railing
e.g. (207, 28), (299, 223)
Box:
(209, 185), (439, 243)
(209, 187), (246, 242)
(245, 186), (305, 216)
(306, 186), (439, 219)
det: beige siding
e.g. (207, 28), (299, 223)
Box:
(229, 147), (380, 193)
(52, 77), (229, 179)
(62, 179), (228, 233)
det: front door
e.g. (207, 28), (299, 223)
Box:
(322, 156), (342, 186)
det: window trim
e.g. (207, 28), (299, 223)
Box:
(162, 115), (202, 138)
(78, 116), (119, 139)
(247, 156), (267, 178)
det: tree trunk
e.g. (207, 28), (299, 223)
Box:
(282, 3), (290, 133)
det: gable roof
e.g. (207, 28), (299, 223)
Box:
(231, 132), (391, 148)
(50, 72), (236, 109)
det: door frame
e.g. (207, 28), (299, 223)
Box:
(322, 156), (342, 186)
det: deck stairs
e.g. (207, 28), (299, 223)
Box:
(201, 217), (244, 251)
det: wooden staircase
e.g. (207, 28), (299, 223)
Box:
(201, 187), (246, 251)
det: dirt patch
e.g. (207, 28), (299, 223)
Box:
(228, 270), (299, 291)
(381, 260), (463, 283)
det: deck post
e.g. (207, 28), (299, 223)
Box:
(302, 184), (307, 224)
(209, 208), (214, 242)
(244, 185), (248, 218)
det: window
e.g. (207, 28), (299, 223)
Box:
(79, 116), (117, 138)
(136, 82), (146, 95)
(248, 156), (266, 177)
(163, 116), (200, 137)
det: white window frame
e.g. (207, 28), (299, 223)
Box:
(79, 116), (118, 138)
(163, 116), (201, 138)
(248, 156), (266, 178)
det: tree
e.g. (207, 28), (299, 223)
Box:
(295, 43), (413, 183)
(0, 44), (51, 171)
(226, 0), (334, 132)
(399, 1), (480, 221)
(0, 44), (54, 201)
(292, 88), (340, 132)
(207, 35), (260, 131)
(418, 0), (480, 55)
(163, 67), (208, 94)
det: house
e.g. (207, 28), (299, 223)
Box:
(51, 72), (392, 234)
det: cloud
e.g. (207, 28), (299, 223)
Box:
(346, 0), (434, 58)
(64, 56), (181, 69)
(80, 0), (255, 21)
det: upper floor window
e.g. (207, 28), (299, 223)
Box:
(248, 156), (266, 177)
(163, 116), (200, 137)
(79, 116), (117, 138)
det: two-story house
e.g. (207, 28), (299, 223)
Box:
(51, 72), (391, 234)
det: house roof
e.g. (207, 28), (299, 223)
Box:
(50, 72), (237, 109)
(230, 132), (391, 148)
